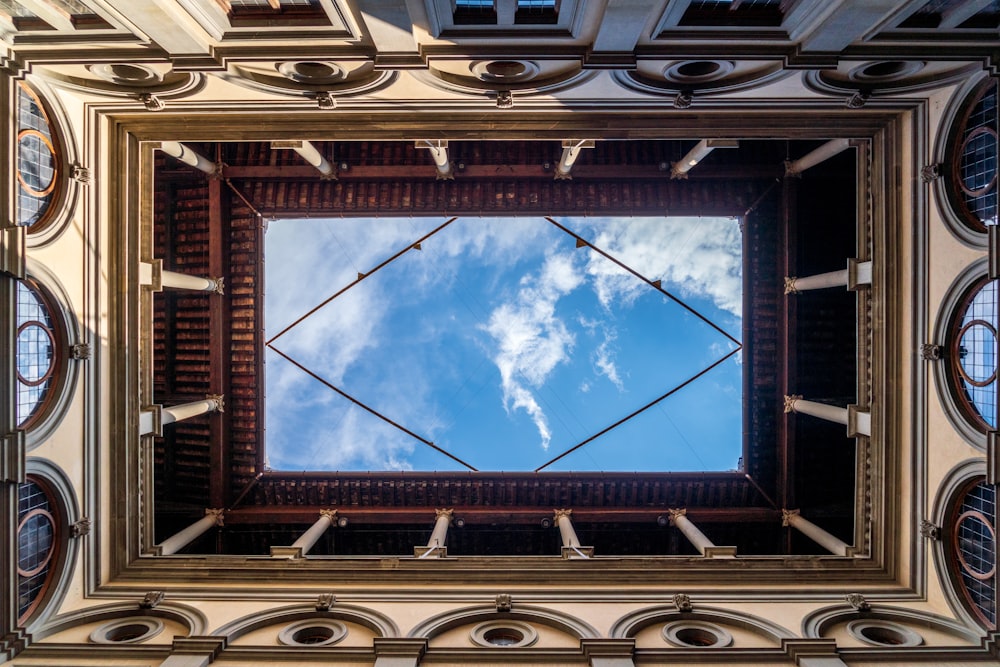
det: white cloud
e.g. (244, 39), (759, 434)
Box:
(268, 399), (417, 471)
(594, 328), (624, 391)
(482, 251), (583, 450)
(578, 216), (743, 318)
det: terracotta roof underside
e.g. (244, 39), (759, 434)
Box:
(152, 138), (858, 556)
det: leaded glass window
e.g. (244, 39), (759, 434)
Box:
(16, 280), (60, 429)
(16, 84), (60, 231)
(951, 480), (997, 629)
(17, 479), (56, 623)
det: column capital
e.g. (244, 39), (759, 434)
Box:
(783, 395), (802, 413)
(205, 508), (225, 526)
(319, 508), (338, 520)
(434, 508), (454, 520)
(210, 276), (225, 295)
(784, 276), (799, 294)
(553, 508), (573, 520)
(206, 394), (225, 413)
(667, 508), (686, 523)
(781, 508), (800, 527)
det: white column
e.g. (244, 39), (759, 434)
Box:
(784, 269), (849, 293)
(162, 395), (224, 426)
(785, 259), (871, 293)
(555, 140), (594, 179)
(782, 509), (851, 556)
(554, 508), (581, 548)
(784, 395), (848, 425)
(427, 508), (453, 548)
(416, 141), (453, 179)
(785, 138), (852, 176)
(162, 269), (224, 294)
(158, 508), (224, 555)
(784, 396), (871, 437)
(159, 142), (218, 175)
(271, 140), (335, 177)
(668, 508), (714, 555)
(671, 139), (739, 179)
(290, 509), (337, 555)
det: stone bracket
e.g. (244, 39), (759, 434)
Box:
(920, 163), (942, 182)
(413, 545), (447, 558)
(171, 636), (227, 658)
(988, 431), (1000, 485)
(373, 637), (427, 664)
(704, 545), (738, 558)
(847, 404), (871, 438)
(581, 637), (635, 664)
(71, 164), (92, 184)
(561, 545), (595, 559)
(0, 226), (25, 279)
(846, 258), (872, 290)
(269, 545), (304, 559)
(920, 343), (942, 361)
(919, 519), (940, 540)
(782, 638), (841, 664)
(1, 430), (26, 484)
(70, 517), (91, 538)
(141, 590), (165, 609)
(140, 405), (163, 438)
(139, 259), (163, 292)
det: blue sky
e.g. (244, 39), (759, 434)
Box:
(264, 215), (743, 472)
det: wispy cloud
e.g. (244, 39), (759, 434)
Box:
(594, 328), (624, 391)
(482, 252), (583, 450)
(579, 216), (743, 317)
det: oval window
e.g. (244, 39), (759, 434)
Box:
(946, 278), (997, 431)
(17, 478), (60, 623)
(947, 479), (997, 629)
(16, 84), (63, 232)
(945, 79), (998, 233)
(16, 279), (63, 430)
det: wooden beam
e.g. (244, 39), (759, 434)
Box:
(208, 164), (230, 509)
(779, 175), (797, 552)
(220, 164), (784, 181)
(222, 506), (782, 525)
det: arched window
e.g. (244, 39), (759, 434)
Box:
(17, 477), (60, 624)
(16, 279), (64, 429)
(16, 83), (63, 232)
(946, 277), (997, 431)
(945, 78), (998, 233)
(947, 478), (997, 630)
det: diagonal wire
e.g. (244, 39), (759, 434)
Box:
(544, 216), (740, 346)
(268, 344), (479, 471)
(266, 216), (459, 346)
(534, 347), (741, 472)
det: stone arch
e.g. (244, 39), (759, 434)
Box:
(802, 602), (982, 643)
(610, 604), (795, 643)
(18, 458), (80, 629)
(930, 458), (996, 631)
(16, 74), (82, 247)
(407, 603), (599, 641)
(931, 257), (993, 447)
(29, 600), (207, 641)
(211, 602), (399, 641)
(932, 72), (997, 247)
(21, 258), (82, 449)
